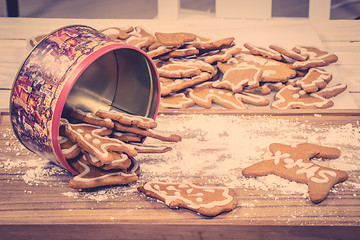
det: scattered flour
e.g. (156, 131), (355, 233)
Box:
(1, 114), (359, 201)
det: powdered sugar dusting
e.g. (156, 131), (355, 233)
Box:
(1, 114), (359, 201)
(139, 114), (360, 196)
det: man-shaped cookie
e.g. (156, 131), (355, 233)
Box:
(138, 181), (237, 216)
(242, 143), (348, 203)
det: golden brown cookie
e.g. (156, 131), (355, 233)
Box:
(69, 154), (139, 189)
(242, 143), (348, 203)
(271, 85), (334, 109)
(212, 63), (262, 93)
(138, 181), (237, 216)
(244, 43), (284, 61)
(63, 119), (137, 164)
(296, 68), (332, 93)
(160, 92), (195, 110)
(188, 82), (247, 109)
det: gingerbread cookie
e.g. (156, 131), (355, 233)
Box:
(126, 26), (157, 50)
(112, 132), (142, 143)
(291, 46), (338, 70)
(160, 71), (214, 96)
(244, 43), (284, 61)
(129, 142), (172, 153)
(188, 82), (247, 109)
(63, 119), (137, 164)
(269, 44), (308, 61)
(59, 136), (81, 159)
(316, 83), (347, 99)
(238, 93), (269, 106)
(155, 32), (197, 48)
(296, 68), (333, 93)
(158, 46), (199, 60)
(200, 46), (242, 64)
(243, 84), (272, 95)
(242, 143), (348, 203)
(191, 37), (235, 52)
(83, 151), (131, 170)
(70, 109), (114, 129)
(114, 122), (182, 142)
(69, 154), (139, 189)
(95, 109), (157, 130)
(160, 92), (195, 109)
(271, 85), (334, 109)
(99, 26), (134, 40)
(212, 63), (262, 93)
(138, 181), (237, 216)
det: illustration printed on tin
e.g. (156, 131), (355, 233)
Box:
(10, 26), (113, 160)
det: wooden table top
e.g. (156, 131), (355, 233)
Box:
(1, 17), (360, 239)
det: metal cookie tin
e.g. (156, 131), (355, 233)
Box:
(9, 25), (160, 174)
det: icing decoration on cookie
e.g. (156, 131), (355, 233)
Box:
(244, 43), (284, 61)
(59, 136), (81, 159)
(158, 63), (202, 78)
(238, 93), (269, 106)
(63, 119), (137, 164)
(83, 151), (131, 170)
(138, 181), (237, 216)
(200, 46), (242, 64)
(128, 142), (172, 153)
(69, 155), (139, 189)
(269, 44), (308, 61)
(155, 32), (197, 47)
(191, 37), (235, 51)
(159, 71), (214, 97)
(242, 143), (348, 203)
(296, 68), (332, 93)
(99, 26), (134, 40)
(114, 122), (182, 142)
(70, 109), (114, 129)
(95, 109), (157, 130)
(316, 83), (347, 99)
(243, 84), (272, 95)
(160, 92), (195, 109)
(112, 132), (142, 143)
(271, 85), (334, 109)
(188, 82), (247, 109)
(291, 46), (338, 70)
(126, 26), (157, 50)
(158, 46), (199, 60)
(212, 64), (262, 93)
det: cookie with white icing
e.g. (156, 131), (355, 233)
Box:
(316, 82), (347, 99)
(271, 85), (334, 109)
(188, 82), (247, 109)
(160, 92), (195, 110)
(212, 63), (262, 93)
(244, 43), (284, 61)
(296, 68), (332, 93)
(242, 143), (348, 203)
(63, 119), (137, 164)
(59, 135), (81, 160)
(138, 181), (237, 216)
(69, 154), (139, 189)
(70, 109), (114, 129)
(114, 122), (182, 142)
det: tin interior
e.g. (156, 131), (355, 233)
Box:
(63, 48), (159, 119)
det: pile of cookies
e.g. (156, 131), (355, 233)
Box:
(59, 108), (181, 189)
(98, 26), (347, 110)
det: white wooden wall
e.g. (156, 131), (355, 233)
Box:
(158, 0), (332, 20)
